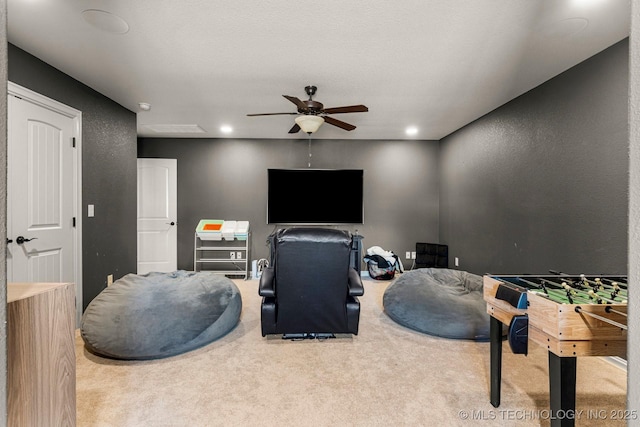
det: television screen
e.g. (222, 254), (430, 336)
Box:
(267, 169), (364, 224)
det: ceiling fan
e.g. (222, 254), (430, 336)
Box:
(247, 85), (368, 134)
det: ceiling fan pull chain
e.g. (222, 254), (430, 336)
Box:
(308, 137), (312, 168)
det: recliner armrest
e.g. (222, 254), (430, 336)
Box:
(258, 267), (275, 297)
(347, 267), (364, 296)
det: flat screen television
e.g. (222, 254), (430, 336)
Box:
(267, 168), (364, 224)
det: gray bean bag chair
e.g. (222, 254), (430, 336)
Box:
(383, 268), (490, 340)
(81, 271), (242, 360)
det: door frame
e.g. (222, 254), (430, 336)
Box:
(8, 82), (83, 325)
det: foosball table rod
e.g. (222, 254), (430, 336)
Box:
(605, 306), (628, 317)
(574, 306), (628, 330)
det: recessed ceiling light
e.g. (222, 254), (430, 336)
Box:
(82, 9), (129, 34)
(405, 126), (418, 136)
(220, 125), (233, 134)
(138, 102), (151, 111)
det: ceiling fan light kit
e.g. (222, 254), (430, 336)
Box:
(295, 115), (325, 134)
(247, 85), (368, 134)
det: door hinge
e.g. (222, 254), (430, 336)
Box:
(72, 137), (76, 148)
(73, 217), (76, 227)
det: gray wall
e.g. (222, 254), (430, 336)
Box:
(439, 39), (629, 275)
(138, 138), (440, 270)
(8, 44), (138, 309)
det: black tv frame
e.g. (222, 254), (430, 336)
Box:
(267, 168), (364, 225)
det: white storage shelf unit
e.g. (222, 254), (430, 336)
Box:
(194, 220), (250, 278)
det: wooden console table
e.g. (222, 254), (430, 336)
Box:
(7, 282), (76, 426)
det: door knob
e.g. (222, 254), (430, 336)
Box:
(166, 222), (176, 226)
(15, 236), (37, 244)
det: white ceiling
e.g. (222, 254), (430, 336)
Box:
(7, 0), (630, 140)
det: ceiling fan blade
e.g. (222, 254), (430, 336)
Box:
(322, 105), (368, 114)
(323, 115), (356, 131)
(283, 95), (308, 112)
(246, 112), (297, 116)
(288, 123), (301, 134)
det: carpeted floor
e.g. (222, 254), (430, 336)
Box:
(76, 275), (627, 426)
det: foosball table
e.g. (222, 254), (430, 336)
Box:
(484, 273), (628, 427)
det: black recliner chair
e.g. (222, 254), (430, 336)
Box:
(259, 228), (364, 339)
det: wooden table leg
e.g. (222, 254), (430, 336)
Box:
(548, 352), (577, 427)
(490, 315), (502, 407)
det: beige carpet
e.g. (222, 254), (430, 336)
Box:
(76, 276), (627, 426)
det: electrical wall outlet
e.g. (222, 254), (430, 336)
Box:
(107, 274), (113, 286)
(230, 251), (236, 260)
(236, 252), (242, 260)
(405, 251), (411, 259)
(411, 251), (416, 259)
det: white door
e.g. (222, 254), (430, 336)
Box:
(137, 158), (177, 273)
(7, 89), (78, 287)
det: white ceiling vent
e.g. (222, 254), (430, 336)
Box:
(142, 124), (206, 134)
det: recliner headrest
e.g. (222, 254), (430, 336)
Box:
(276, 228), (351, 245)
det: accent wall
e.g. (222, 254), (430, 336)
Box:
(137, 138), (441, 271)
(8, 44), (138, 309)
(439, 39), (628, 275)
